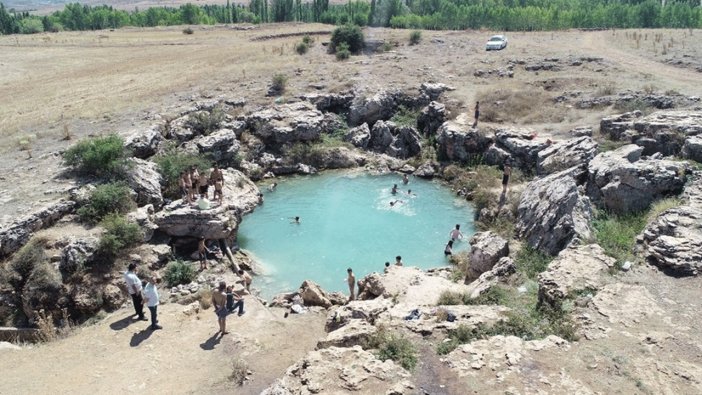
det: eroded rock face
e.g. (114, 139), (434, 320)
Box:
(356, 272), (385, 300)
(124, 126), (164, 159)
(367, 121), (422, 159)
(0, 200), (75, 258)
(465, 257), (516, 299)
(538, 244), (616, 306)
(517, 168), (593, 256)
(348, 90), (403, 126)
(153, 169), (260, 239)
(299, 280), (337, 308)
(417, 101), (446, 137)
(59, 237), (99, 277)
(193, 128), (241, 163)
(124, 158), (163, 208)
(436, 121), (492, 162)
(467, 231), (509, 282)
(377, 303), (510, 336)
(325, 298), (394, 332)
(310, 146), (367, 169)
(682, 135), (702, 163)
(639, 205), (702, 276)
(586, 144), (688, 214)
(316, 319), (377, 349)
(537, 136), (598, 175)
(344, 123), (371, 149)
(245, 102), (340, 145)
(261, 346), (414, 394)
(487, 127), (549, 171)
(302, 91), (355, 113)
(126, 204), (158, 243)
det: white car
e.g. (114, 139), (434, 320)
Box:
(486, 35), (508, 51)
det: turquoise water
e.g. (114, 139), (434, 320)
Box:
(238, 171), (475, 299)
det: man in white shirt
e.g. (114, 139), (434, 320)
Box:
(124, 263), (147, 321)
(143, 275), (162, 330)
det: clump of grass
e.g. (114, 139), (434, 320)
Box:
(295, 42), (308, 55)
(596, 83), (617, 96)
(376, 334), (418, 371)
(437, 285), (510, 307)
(647, 198), (681, 221)
(271, 73), (288, 93)
(229, 358), (249, 385)
(514, 246), (553, 280)
(182, 27), (194, 35)
(409, 30), (422, 45)
(164, 259), (196, 287)
(593, 210), (647, 264)
(381, 41), (393, 52)
(335, 42), (351, 60)
(77, 182), (136, 224)
(389, 105), (419, 127)
(302, 34), (314, 45)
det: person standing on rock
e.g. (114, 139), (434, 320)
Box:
(179, 171), (192, 205)
(198, 237), (211, 271)
(190, 166), (200, 201)
(198, 170), (210, 199)
(502, 158), (512, 194)
(210, 164), (223, 198)
(211, 281), (229, 335)
(395, 256), (404, 266)
(347, 268), (356, 301)
(143, 275), (162, 330)
(124, 263), (147, 321)
(473, 101), (480, 128)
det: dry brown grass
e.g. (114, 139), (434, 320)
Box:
(477, 88), (562, 124)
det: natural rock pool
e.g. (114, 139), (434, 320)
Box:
(238, 171), (476, 298)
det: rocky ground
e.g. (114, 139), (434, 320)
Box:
(0, 24), (701, 395)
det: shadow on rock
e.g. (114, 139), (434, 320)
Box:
(199, 333), (221, 351)
(109, 315), (136, 331)
(129, 329), (154, 347)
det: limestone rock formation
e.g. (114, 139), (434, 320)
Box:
(0, 200), (75, 258)
(367, 121), (422, 159)
(586, 144), (688, 214)
(245, 102), (340, 145)
(348, 90), (404, 126)
(126, 204), (158, 242)
(419, 82), (455, 101)
(682, 135), (702, 163)
(413, 161), (438, 178)
(517, 167), (593, 256)
(310, 146), (367, 169)
(344, 123), (371, 149)
(193, 128), (241, 163)
(316, 319), (377, 349)
(436, 121), (492, 162)
(299, 280), (337, 308)
(153, 169), (260, 239)
(302, 91), (355, 113)
(356, 272), (385, 300)
(261, 346), (414, 394)
(487, 127), (550, 171)
(124, 125), (164, 159)
(467, 231), (509, 281)
(464, 257), (516, 299)
(417, 101), (446, 137)
(377, 303), (510, 336)
(639, 205), (702, 275)
(124, 158), (163, 208)
(59, 237), (99, 277)
(537, 136), (598, 175)
(538, 244), (616, 306)
(325, 298), (394, 332)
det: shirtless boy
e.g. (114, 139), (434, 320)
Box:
(238, 269), (252, 292)
(450, 224), (463, 241)
(198, 237), (210, 270)
(347, 268), (356, 301)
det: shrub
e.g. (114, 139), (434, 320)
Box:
(463, 285), (510, 306)
(98, 214), (142, 258)
(77, 182), (135, 224)
(409, 30), (422, 45)
(164, 259), (196, 287)
(186, 107), (225, 135)
(63, 134), (128, 178)
(381, 41), (393, 52)
(182, 27), (194, 34)
(330, 24), (364, 54)
(514, 246), (553, 280)
(302, 34), (314, 45)
(437, 290), (463, 305)
(154, 147), (212, 199)
(335, 44), (351, 60)
(271, 73), (288, 93)
(229, 358), (249, 385)
(20, 18), (44, 34)
(295, 42), (309, 55)
(376, 334), (418, 371)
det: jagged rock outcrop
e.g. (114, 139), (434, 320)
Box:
(59, 237), (99, 277)
(600, 109), (702, 157)
(309, 146), (367, 169)
(517, 167), (593, 256)
(261, 346), (414, 394)
(436, 121), (492, 162)
(420, 82), (455, 101)
(586, 144), (688, 214)
(417, 101), (446, 137)
(0, 200), (75, 258)
(467, 231), (509, 282)
(153, 169), (260, 239)
(377, 303), (510, 336)
(245, 102), (341, 145)
(413, 161), (438, 178)
(344, 123), (371, 149)
(316, 319), (377, 349)
(367, 121), (422, 159)
(124, 158), (163, 208)
(299, 280), (338, 308)
(682, 135), (702, 163)
(537, 136), (598, 175)
(302, 91), (355, 113)
(126, 204), (158, 242)
(464, 257), (516, 299)
(348, 90), (402, 126)
(538, 244), (616, 306)
(356, 272), (385, 300)
(124, 126), (164, 159)
(486, 127), (549, 171)
(639, 205), (702, 276)
(325, 298), (394, 332)
(193, 128), (241, 163)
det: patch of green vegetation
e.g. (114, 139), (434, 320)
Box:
(164, 259), (196, 287)
(271, 73), (288, 93)
(389, 105), (420, 127)
(97, 214), (143, 258)
(330, 24), (364, 54)
(63, 134), (129, 178)
(186, 106), (225, 135)
(375, 334), (418, 371)
(409, 30), (422, 45)
(154, 146), (213, 199)
(295, 41), (309, 54)
(597, 138), (628, 153)
(437, 285), (510, 306)
(593, 210), (647, 265)
(77, 182), (136, 224)
(335, 42), (351, 60)
(514, 246), (553, 280)
(646, 197), (681, 222)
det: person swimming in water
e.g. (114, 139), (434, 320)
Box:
(449, 224), (463, 241)
(391, 184), (398, 195)
(268, 182), (278, 192)
(402, 174), (409, 185)
(389, 200), (404, 207)
(290, 216), (300, 224)
(444, 240), (454, 256)
(407, 189), (416, 197)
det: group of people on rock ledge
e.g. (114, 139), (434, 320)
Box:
(178, 164), (225, 206)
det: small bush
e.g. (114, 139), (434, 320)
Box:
(186, 107), (225, 135)
(77, 182), (135, 224)
(596, 83), (617, 96)
(20, 18), (44, 34)
(330, 24), (364, 54)
(409, 30), (422, 45)
(514, 246), (553, 280)
(164, 260), (196, 287)
(229, 358), (249, 385)
(376, 334), (418, 371)
(154, 147), (212, 199)
(335, 42), (351, 60)
(437, 291), (463, 305)
(63, 134), (128, 178)
(271, 73), (288, 93)
(182, 27), (194, 35)
(98, 214), (142, 258)
(463, 285), (510, 306)
(302, 34), (314, 45)
(295, 42), (309, 55)
(390, 105), (419, 127)
(381, 41), (393, 52)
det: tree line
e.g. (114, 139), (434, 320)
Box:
(1, 0), (701, 35)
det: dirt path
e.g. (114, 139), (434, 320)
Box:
(0, 298), (326, 394)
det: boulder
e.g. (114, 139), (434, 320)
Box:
(517, 167), (593, 256)
(436, 121), (492, 162)
(316, 319), (377, 349)
(168, 113), (195, 141)
(325, 298), (394, 332)
(417, 101), (446, 137)
(344, 123), (371, 149)
(487, 127), (549, 171)
(367, 121), (421, 159)
(261, 346), (414, 394)
(569, 126), (593, 137)
(126, 204), (158, 242)
(682, 135), (702, 163)
(639, 205), (702, 275)
(103, 283), (126, 310)
(348, 90), (401, 126)
(311, 146), (366, 169)
(0, 200), (75, 258)
(600, 110), (643, 141)
(464, 257), (516, 299)
(124, 158), (163, 208)
(368, 120), (395, 153)
(378, 303), (510, 336)
(302, 91), (355, 113)
(413, 161), (438, 178)
(537, 136), (598, 176)
(194, 128), (241, 163)
(356, 272), (385, 300)
(153, 169), (260, 239)
(299, 280), (336, 308)
(419, 82), (455, 101)
(586, 144), (688, 214)
(467, 231), (509, 281)
(245, 102), (339, 145)
(71, 285), (103, 315)
(124, 126), (164, 159)
(537, 244), (616, 306)
(59, 237), (99, 277)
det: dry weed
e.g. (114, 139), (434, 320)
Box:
(476, 88), (559, 124)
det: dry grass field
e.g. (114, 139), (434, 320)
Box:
(0, 24), (701, 223)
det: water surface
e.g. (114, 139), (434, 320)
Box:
(238, 171), (475, 298)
